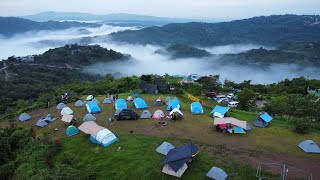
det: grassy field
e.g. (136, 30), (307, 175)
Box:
(13, 92), (320, 179)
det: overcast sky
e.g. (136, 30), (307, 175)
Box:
(1, 0), (320, 19)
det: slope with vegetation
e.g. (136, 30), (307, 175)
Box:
(155, 43), (212, 58)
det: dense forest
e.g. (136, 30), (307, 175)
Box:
(155, 44), (212, 58)
(110, 15), (320, 46)
(0, 17), (100, 37)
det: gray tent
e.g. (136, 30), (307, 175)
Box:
(254, 119), (268, 128)
(92, 98), (100, 104)
(56, 102), (67, 110)
(206, 167), (228, 180)
(156, 142), (175, 155)
(74, 100), (85, 107)
(245, 123), (252, 130)
(43, 114), (56, 122)
(298, 140), (320, 153)
(83, 114), (96, 122)
(103, 98), (112, 104)
(19, 113), (31, 121)
(141, 110), (152, 119)
(36, 119), (48, 127)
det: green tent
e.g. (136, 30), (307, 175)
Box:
(66, 125), (79, 137)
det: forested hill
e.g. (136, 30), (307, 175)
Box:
(0, 17), (100, 37)
(110, 15), (320, 46)
(155, 44), (212, 58)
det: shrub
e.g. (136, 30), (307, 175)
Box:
(292, 117), (311, 134)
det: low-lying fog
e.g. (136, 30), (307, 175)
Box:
(1, 25), (319, 84)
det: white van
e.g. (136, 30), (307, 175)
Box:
(228, 101), (239, 107)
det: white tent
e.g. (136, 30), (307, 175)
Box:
(60, 107), (73, 116)
(92, 128), (118, 147)
(127, 96), (133, 101)
(169, 108), (183, 116)
(61, 114), (74, 123)
(162, 163), (188, 178)
(86, 95), (93, 101)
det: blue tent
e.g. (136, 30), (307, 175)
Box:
(233, 126), (246, 134)
(74, 100), (85, 107)
(210, 105), (230, 116)
(19, 113), (31, 121)
(132, 92), (140, 98)
(190, 102), (203, 114)
(161, 141), (198, 172)
(66, 125), (79, 137)
(206, 167), (228, 180)
(86, 101), (101, 114)
(166, 99), (180, 111)
(254, 119), (268, 128)
(90, 128), (118, 147)
(134, 98), (148, 109)
(298, 140), (320, 153)
(36, 119), (48, 127)
(245, 123), (252, 130)
(260, 112), (273, 123)
(115, 98), (127, 110)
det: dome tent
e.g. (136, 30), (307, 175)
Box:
(127, 96), (133, 101)
(60, 107), (74, 116)
(103, 98), (112, 104)
(133, 98), (148, 109)
(166, 99), (180, 111)
(298, 140), (320, 153)
(74, 100), (85, 107)
(116, 109), (139, 120)
(141, 110), (152, 119)
(90, 128), (118, 147)
(190, 102), (203, 114)
(86, 101), (101, 114)
(66, 125), (79, 137)
(43, 114), (56, 122)
(36, 119), (48, 127)
(92, 98), (100, 104)
(115, 99), (127, 110)
(206, 167), (228, 180)
(19, 113), (31, 121)
(156, 142), (175, 155)
(152, 110), (165, 120)
(56, 102), (67, 110)
(83, 114), (96, 122)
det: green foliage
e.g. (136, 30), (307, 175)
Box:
(292, 117), (311, 134)
(197, 75), (221, 93)
(238, 88), (256, 111)
(164, 43), (212, 58)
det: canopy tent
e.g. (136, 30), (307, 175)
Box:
(132, 92), (140, 98)
(156, 142), (175, 155)
(56, 102), (67, 110)
(141, 110), (152, 119)
(162, 163), (188, 178)
(86, 95), (93, 101)
(92, 98), (100, 104)
(154, 100), (163, 106)
(254, 119), (269, 128)
(115, 99), (127, 110)
(19, 113), (31, 122)
(43, 114), (56, 123)
(170, 108), (183, 116)
(78, 121), (117, 147)
(60, 107), (73, 116)
(260, 112), (273, 123)
(83, 114), (96, 122)
(233, 126), (246, 134)
(90, 128), (118, 147)
(166, 99), (180, 111)
(152, 110), (165, 120)
(127, 96), (133, 101)
(298, 140), (320, 153)
(206, 167), (228, 180)
(116, 109), (139, 120)
(190, 102), (204, 114)
(133, 98), (148, 109)
(36, 119), (48, 127)
(74, 100), (85, 107)
(161, 141), (199, 173)
(66, 125), (79, 137)
(103, 98), (113, 104)
(61, 114), (74, 123)
(86, 101), (101, 114)
(214, 117), (247, 129)
(210, 105), (230, 118)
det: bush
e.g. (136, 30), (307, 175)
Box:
(292, 118), (311, 134)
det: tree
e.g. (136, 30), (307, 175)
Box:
(197, 75), (221, 93)
(238, 88), (256, 111)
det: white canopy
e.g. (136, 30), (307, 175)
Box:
(214, 117), (247, 129)
(61, 114), (74, 123)
(162, 163), (188, 178)
(169, 108), (183, 116)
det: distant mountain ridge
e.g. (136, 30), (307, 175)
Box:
(110, 15), (320, 46)
(0, 17), (100, 37)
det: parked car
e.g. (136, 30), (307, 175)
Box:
(228, 101), (239, 107)
(227, 93), (234, 99)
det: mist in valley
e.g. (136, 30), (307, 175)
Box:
(1, 25), (319, 84)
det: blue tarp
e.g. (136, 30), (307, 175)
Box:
(210, 105), (230, 115)
(86, 101), (101, 114)
(260, 112), (273, 123)
(166, 99), (180, 111)
(298, 140), (320, 153)
(115, 98), (127, 109)
(190, 102), (203, 114)
(161, 141), (198, 172)
(134, 98), (148, 109)
(66, 125), (79, 137)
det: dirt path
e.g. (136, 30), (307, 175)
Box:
(0, 62), (11, 81)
